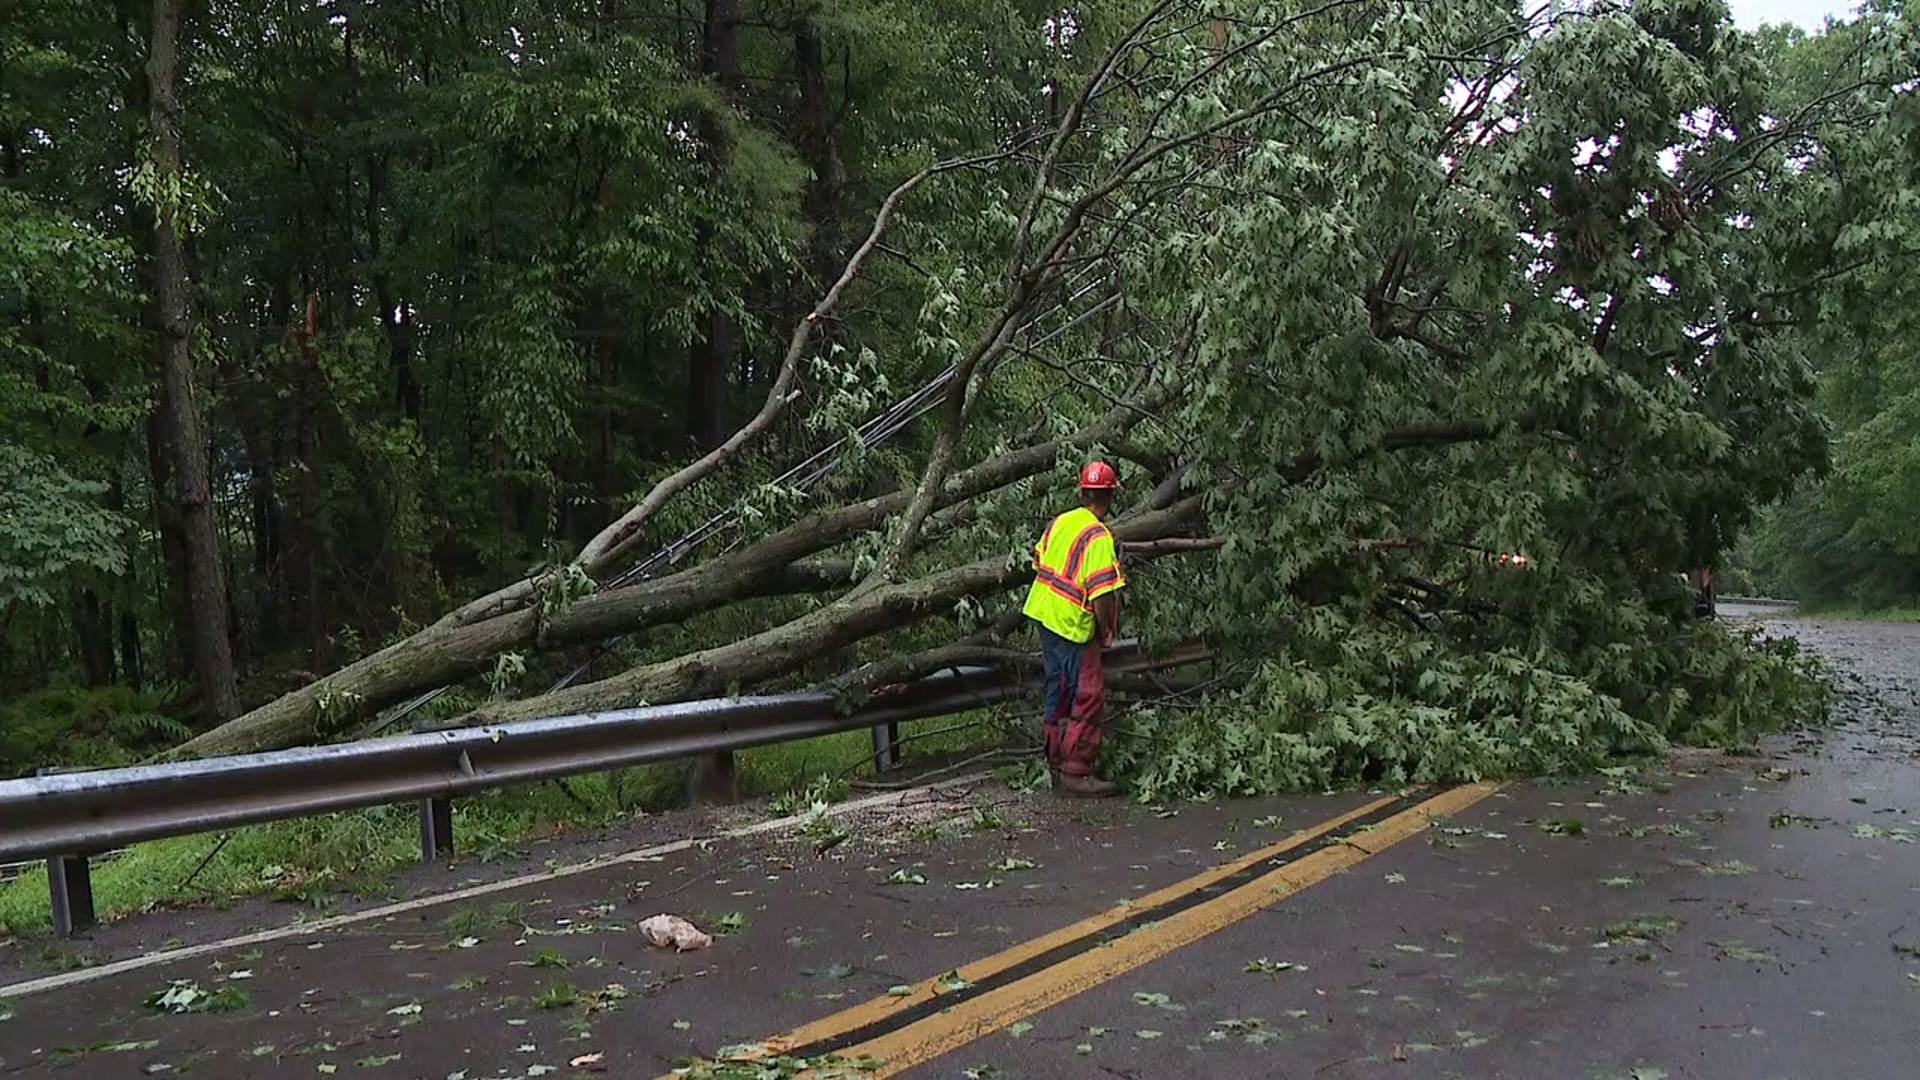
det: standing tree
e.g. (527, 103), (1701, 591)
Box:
(140, 0), (238, 723)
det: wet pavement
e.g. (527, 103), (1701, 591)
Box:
(2, 604), (1917, 1079)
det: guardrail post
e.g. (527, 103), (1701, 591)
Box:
(47, 853), (95, 938)
(419, 796), (454, 864)
(36, 767), (95, 937)
(412, 720), (455, 863)
(870, 721), (901, 772)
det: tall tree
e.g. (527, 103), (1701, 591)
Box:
(142, 0), (238, 723)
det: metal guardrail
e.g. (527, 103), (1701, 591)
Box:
(0, 639), (1207, 935)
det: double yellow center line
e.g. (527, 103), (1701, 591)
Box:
(663, 781), (1501, 1078)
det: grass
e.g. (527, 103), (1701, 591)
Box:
(1777, 603), (1920, 623)
(0, 714), (1010, 939)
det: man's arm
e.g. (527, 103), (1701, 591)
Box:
(1092, 592), (1120, 647)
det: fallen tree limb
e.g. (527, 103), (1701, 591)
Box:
(831, 609), (1030, 699)
(161, 397), (1167, 759)
(455, 497), (1207, 726)
(1122, 536), (1226, 556)
(159, 559), (859, 760)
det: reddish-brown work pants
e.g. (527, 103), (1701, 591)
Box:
(1040, 626), (1105, 777)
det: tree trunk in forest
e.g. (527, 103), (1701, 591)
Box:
(144, 409), (193, 681)
(794, 17), (842, 281)
(365, 154), (421, 423)
(687, 0), (740, 455)
(689, 310), (732, 452)
(120, 609), (143, 690)
(292, 292), (324, 665)
(146, 0), (240, 724)
(71, 589), (116, 687)
(219, 333), (283, 650)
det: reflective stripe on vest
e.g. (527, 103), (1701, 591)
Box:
(1064, 522), (1107, 582)
(1037, 520), (1111, 611)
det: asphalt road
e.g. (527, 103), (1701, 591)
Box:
(1, 604), (1916, 1079)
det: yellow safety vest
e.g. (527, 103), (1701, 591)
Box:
(1021, 506), (1125, 644)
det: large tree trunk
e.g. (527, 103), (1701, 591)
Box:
(144, 408), (193, 681)
(146, 0), (240, 724)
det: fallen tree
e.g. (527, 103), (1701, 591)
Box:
(163, 2), (1881, 797)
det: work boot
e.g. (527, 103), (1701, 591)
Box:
(1058, 773), (1121, 798)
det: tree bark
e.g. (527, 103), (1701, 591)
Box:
(143, 409), (193, 682)
(146, 0), (240, 724)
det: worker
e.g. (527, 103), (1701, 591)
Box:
(1022, 461), (1126, 797)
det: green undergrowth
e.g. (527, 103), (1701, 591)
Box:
(1107, 614), (1836, 804)
(0, 716), (1000, 939)
(1786, 604), (1920, 623)
(0, 687), (186, 778)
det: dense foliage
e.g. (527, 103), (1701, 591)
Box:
(3, 1), (1910, 794)
(1733, 6), (1920, 605)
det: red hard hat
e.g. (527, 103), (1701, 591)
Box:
(1078, 460), (1119, 490)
